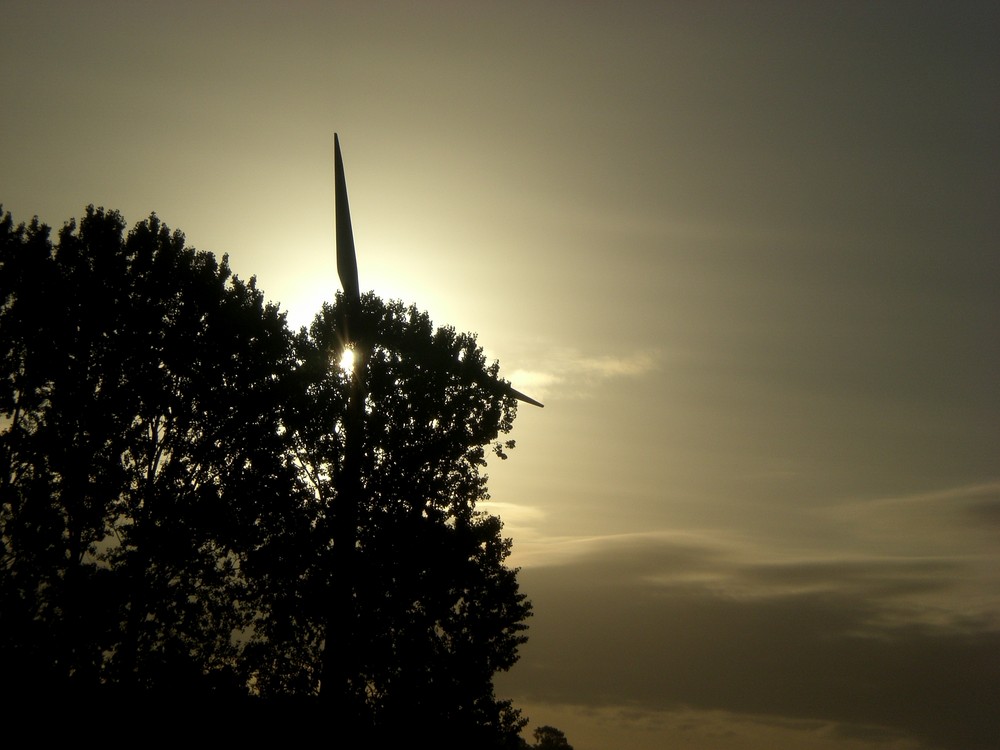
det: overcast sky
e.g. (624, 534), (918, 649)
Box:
(3, 2), (998, 748)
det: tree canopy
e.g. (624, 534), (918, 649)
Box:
(532, 725), (575, 750)
(0, 206), (531, 745)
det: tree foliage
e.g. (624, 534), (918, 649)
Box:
(532, 725), (574, 750)
(0, 205), (296, 694)
(262, 297), (531, 742)
(0, 206), (531, 745)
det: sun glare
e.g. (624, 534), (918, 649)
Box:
(338, 347), (356, 373)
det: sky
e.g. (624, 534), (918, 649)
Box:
(2, 2), (998, 748)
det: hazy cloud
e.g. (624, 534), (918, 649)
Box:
(502, 525), (1000, 750)
(504, 702), (925, 750)
(507, 347), (659, 402)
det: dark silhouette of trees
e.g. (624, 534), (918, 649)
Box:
(255, 297), (531, 743)
(0, 206), (531, 746)
(0, 205), (296, 696)
(531, 725), (574, 750)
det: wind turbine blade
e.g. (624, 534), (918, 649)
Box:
(467, 369), (544, 408)
(376, 324), (545, 408)
(504, 384), (545, 408)
(333, 134), (540, 407)
(334, 133), (361, 304)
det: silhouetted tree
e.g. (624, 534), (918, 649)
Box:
(0, 205), (297, 694)
(1, 207), (532, 746)
(532, 725), (574, 750)
(247, 296), (531, 745)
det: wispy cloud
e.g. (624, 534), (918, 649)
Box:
(507, 484), (1000, 625)
(507, 347), (660, 401)
(504, 527), (1000, 750)
(826, 481), (1000, 531)
(496, 701), (924, 750)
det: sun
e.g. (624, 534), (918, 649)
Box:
(338, 346), (356, 373)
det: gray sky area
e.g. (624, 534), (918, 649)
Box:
(2, 2), (998, 748)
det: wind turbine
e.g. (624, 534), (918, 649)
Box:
(323, 133), (542, 711)
(334, 134), (543, 408)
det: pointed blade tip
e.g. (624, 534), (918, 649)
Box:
(334, 132), (360, 302)
(509, 387), (544, 408)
